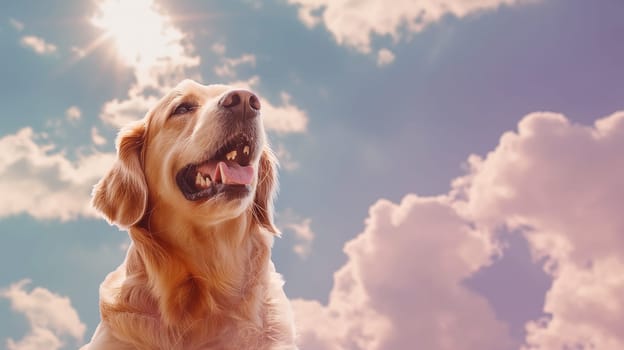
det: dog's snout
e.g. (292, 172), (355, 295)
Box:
(219, 90), (260, 119)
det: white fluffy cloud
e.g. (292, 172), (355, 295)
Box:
(65, 106), (82, 122)
(288, 218), (315, 258)
(99, 92), (159, 129)
(0, 128), (115, 220)
(20, 35), (57, 55)
(1, 280), (86, 350)
(288, 0), (529, 52)
(211, 42), (226, 55)
(262, 91), (309, 133)
(293, 195), (513, 350)
(6, 327), (62, 350)
(293, 110), (624, 349)
(376, 48), (395, 67)
(278, 209), (316, 257)
(90, 127), (107, 146)
(214, 53), (257, 78)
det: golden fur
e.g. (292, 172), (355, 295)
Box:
(82, 80), (297, 349)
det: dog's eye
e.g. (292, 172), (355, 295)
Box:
(172, 102), (197, 116)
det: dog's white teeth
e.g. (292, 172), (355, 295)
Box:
(195, 171), (209, 188)
(205, 176), (212, 186)
(243, 146), (250, 155)
(226, 150), (237, 161)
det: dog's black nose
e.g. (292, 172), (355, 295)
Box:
(219, 90), (260, 119)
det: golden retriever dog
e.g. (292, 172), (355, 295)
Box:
(82, 80), (297, 349)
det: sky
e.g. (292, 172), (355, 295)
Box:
(0, 0), (623, 349)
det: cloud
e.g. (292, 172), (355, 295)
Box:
(99, 92), (158, 129)
(287, 0), (529, 53)
(1, 280), (86, 350)
(9, 18), (24, 32)
(211, 42), (226, 55)
(6, 327), (62, 350)
(293, 110), (624, 349)
(273, 143), (300, 171)
(262, 92), (309, 134)
(20, 35), (57, 55)
(90, 127), (107, 146)
(70, 46), (86, 59)
(376, 48), (395, 67)
(278, 209), (316, 257)
(452, 110), (624, 349)
(0, 128), (115, 220)
(288, 218), (315, 258)
(292, 195), (512, 349)
(522, 258), (624, 350)
(455, 111), (624, 265)
(214, 53), (257, 78)
(65, 106), (81, 122)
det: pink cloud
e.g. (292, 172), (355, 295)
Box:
(455, 111), (624, 265)
(292, 195), (513, 349)
(293, 110), (624, 349)
(523, 258), (624, 349)
(453, 111), (624, 349)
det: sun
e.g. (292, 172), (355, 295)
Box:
(91, 0), (183, 66)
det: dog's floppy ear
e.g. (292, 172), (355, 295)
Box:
(253, 147), (279, 234)
(92, 120), (148, 228)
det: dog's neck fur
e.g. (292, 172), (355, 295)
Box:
(101, 206), (273, 348)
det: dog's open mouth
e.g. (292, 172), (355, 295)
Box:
(176, 135), (255, 201)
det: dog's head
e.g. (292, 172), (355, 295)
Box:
(92, 79), (278, 233)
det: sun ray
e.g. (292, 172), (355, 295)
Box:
(90, 0), (180, 67)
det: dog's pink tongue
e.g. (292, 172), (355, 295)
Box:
(217, 162), (254, 185)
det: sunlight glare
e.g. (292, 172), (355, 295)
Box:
(91, 0), (183, 67)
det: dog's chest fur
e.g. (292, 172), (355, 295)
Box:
(92, 234), (296, 350)
(95, 264), (295, 349)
